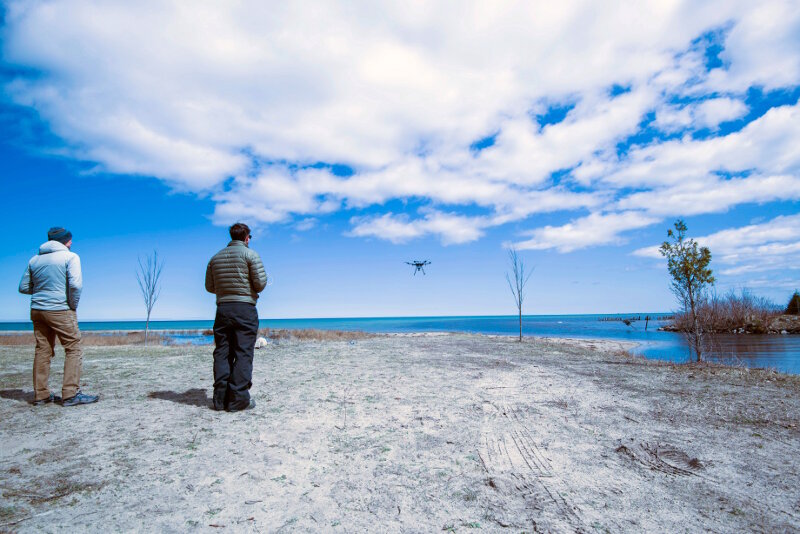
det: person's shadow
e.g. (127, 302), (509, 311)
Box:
(0, 389), (32, 403)
(147, 388), (211, 408)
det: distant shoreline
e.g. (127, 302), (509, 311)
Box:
(0, 312), (676, 331)
(3, 314), (797, 373)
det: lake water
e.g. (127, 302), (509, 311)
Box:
(2, 314), (798, 374)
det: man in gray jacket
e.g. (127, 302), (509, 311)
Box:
(18, 227), (99, 407)
(205, 222), (268, 411)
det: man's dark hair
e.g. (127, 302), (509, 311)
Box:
(229, 222), (251, 241)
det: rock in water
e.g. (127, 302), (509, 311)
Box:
(768, 315), (800, 334)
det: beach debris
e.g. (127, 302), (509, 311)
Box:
(255, 337), (269, 349)
(405, 260), (431, 275)
(615, 441), (702, 476)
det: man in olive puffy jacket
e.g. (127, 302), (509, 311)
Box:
(205, 222), (268, 411)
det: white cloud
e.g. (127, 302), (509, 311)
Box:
(654, 97), (748, 133)
(653, 105), (694, 132)
(694, 97), (748, 128)
(295, 218), (317, 232)
(513, 211), (660, 252)
(704, 0), (800, 92)
(617, 174), (800, 215)
(633, 214), (800, 276)
(349, 211), (486, 245)
(699, 214), (800, 275)
(584, 102), (800, 191)
(1, 1), (799, 247)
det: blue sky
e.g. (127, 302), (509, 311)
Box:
(2, 1), (799, 321)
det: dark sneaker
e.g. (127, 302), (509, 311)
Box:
(32, 393), (57, 406)
(227, 399), (255, 412)
(61, 391), (99, 407)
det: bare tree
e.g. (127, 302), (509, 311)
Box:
(136, 250), (164, 346)
(506, 246), (534, 342)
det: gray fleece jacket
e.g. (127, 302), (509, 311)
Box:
(19, 241), (83, 311)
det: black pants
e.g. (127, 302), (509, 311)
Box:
(212, 302), (258, 411)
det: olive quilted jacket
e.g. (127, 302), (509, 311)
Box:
(205, 241), (268, 305)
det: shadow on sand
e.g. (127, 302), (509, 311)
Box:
(0, 389), (32, 403)
(147, 388), (211, 408)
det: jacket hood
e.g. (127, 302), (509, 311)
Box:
(39, 240), (69, 255)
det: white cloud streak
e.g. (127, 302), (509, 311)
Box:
(514, 211), (660, 253)
(633, 214), (800, 277)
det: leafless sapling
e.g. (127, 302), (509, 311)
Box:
(136, 250), (164, 347)
(506, 246), (534, 342)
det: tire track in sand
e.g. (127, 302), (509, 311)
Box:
(478, 400), (584, 533)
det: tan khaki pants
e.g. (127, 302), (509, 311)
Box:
(31, 309), (83, 401)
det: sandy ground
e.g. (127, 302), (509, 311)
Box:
(1, 334), (799, 533)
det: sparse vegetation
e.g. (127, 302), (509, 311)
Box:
(0, 328), (374, 346)
(257, 328), (375, 341)
(665, 289), (800, 334)
(0, 331), (169, 346)
(505, 246), (533, 342)
(0, 505), (16, 519)
(660, 219), (715, 361)
(669, 289), (781, 334)
(136, 250), (164, 347)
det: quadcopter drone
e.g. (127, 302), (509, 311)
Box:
(405, 260), (431, 275)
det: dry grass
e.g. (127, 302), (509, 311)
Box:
(258, 328), (377, 341)
(669, 289), (782, 334)
(0, 331), (168, 346)
(0, 328), (375, 347)
(603, 348), (800, 386)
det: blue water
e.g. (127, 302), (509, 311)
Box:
(2, 315), (798, 374)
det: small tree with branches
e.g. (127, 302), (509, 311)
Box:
(136, 250), (164, 346)
(506, 246), (533, 342)
(786, 290), (800, 315)
(659, 220), (715, 362)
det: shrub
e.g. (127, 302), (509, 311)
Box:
(669, 289), (781, 333)
(786, 291), (800, 315)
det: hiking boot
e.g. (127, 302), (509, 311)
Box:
(61, 391), (99, 407)
(32, 393), (60, 406)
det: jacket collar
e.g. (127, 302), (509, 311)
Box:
(227, 240), (247, 248)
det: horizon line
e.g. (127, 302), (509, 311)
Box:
(0, 312), (673, 323)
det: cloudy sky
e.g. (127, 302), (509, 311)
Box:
(2, 1), (799, 321)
